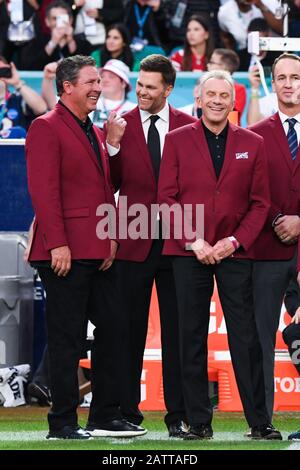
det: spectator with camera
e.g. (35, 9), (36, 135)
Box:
(74, 0), (125, 52)
(0, 55), (47, 137)
(0, 0), (40, 69)
(20, 0), (91, 70)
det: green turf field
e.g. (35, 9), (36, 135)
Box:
(0, 407), (299, 450)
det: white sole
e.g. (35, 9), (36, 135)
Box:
(88, 429), (147, 438)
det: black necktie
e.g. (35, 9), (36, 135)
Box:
(147, 115), (161, 181)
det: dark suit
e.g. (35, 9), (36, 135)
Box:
(26, 102), (120, 431)
(250, 113), (300, 419)
(109, 105), (195, 427)
(158, 119), (271, 428)
(283, 278), (300, 375)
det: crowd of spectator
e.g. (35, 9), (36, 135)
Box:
(0, 0), (299, 136)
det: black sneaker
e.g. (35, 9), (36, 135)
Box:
(288, 430), (300, 441)
(168, 420), (189, 438)
(46, 426), (92, 440)
(184, 424), (213, 440)
(86, 419), (147, 437)
(251, 424), (282, 440)
(27, 382), (52, 406)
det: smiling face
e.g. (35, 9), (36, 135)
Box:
(63, 65), (101, 120)
(136, 70), (173, 114)
(272, 58), (300, 115)
(198, 77), (234, 130)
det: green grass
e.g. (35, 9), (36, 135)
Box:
(0, 407), (299, 450)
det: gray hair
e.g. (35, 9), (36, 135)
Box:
(198, 70), (235, 101)
(56, 55), (96, 97)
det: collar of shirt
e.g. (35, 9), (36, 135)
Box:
(278, 109), (300, 143)
(202, 120), (229, 141)
(139, 100), (169, 125)
(59, 100), (93, 133)
(139, 101), (170, 151)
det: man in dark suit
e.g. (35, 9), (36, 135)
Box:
(284, 272), (300, 441)
(26, 55), (145, 439)
(107, 54), (195, 437)
(283, 277), (300, 376)
(158, 69), (282, 440)
(249, 53), (300, 422)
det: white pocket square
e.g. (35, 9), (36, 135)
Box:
(235, 152), (248, 159)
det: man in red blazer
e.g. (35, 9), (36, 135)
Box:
(249, 53), (300, 422)
(26, 55), (145, 440)
(158, 70), (282, 440)
(108, 55), (196, 437)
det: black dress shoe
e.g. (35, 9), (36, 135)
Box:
(251, 424), (282, 440)
(86, 419), (147, 437)
(184, 424), (213, 440)
(27, 382), (51, 406)
(168, 421), (189, 438)
(46, 426), (92, 440)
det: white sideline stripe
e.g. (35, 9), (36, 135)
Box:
(287, 442), (300, 450)
(0, 430), (290, 442)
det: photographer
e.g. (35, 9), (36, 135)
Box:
(0, 56), (47, 137)
(21, 0), (91, 70)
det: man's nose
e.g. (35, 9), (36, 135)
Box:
(285, 78), (292, 87)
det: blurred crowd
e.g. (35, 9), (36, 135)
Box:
(0, 0), (300, 136)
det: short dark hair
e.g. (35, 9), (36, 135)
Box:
(248, 18), (270, 33)
(56, 55), (96, 96)
(45, 0), (72, 18)
(139, 54), (176, 87)
(212, 48), (240, 74)
(272, 53), (300, 79)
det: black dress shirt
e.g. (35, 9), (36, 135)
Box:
(59, 100), (103, 172)
(202, 120), (228, 179)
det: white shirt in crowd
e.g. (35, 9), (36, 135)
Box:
(218, 0), (280, 50)
(92, 97), (136, 129)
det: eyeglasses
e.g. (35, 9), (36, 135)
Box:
(208, 61), (224, 67)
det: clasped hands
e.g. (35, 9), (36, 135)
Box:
(192, 238), (235, 265)
(273, 215), (300, 245)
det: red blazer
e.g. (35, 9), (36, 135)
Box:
(250, 113), (300, 260)
(26, 102), (116, 261)
(109, 105), (196, 261)
(158, 118), (270, 257)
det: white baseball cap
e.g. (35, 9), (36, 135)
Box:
(101, 59), (131, 90)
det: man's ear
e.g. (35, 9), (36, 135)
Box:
(63, 80), (73, 95)
(164, 84), (173, 98)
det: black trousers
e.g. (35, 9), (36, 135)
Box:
(38, 262), (121, 431)
(172, 256), (269, 428)
(116, 238), (186, 428)
(252, 253), (297, 420)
